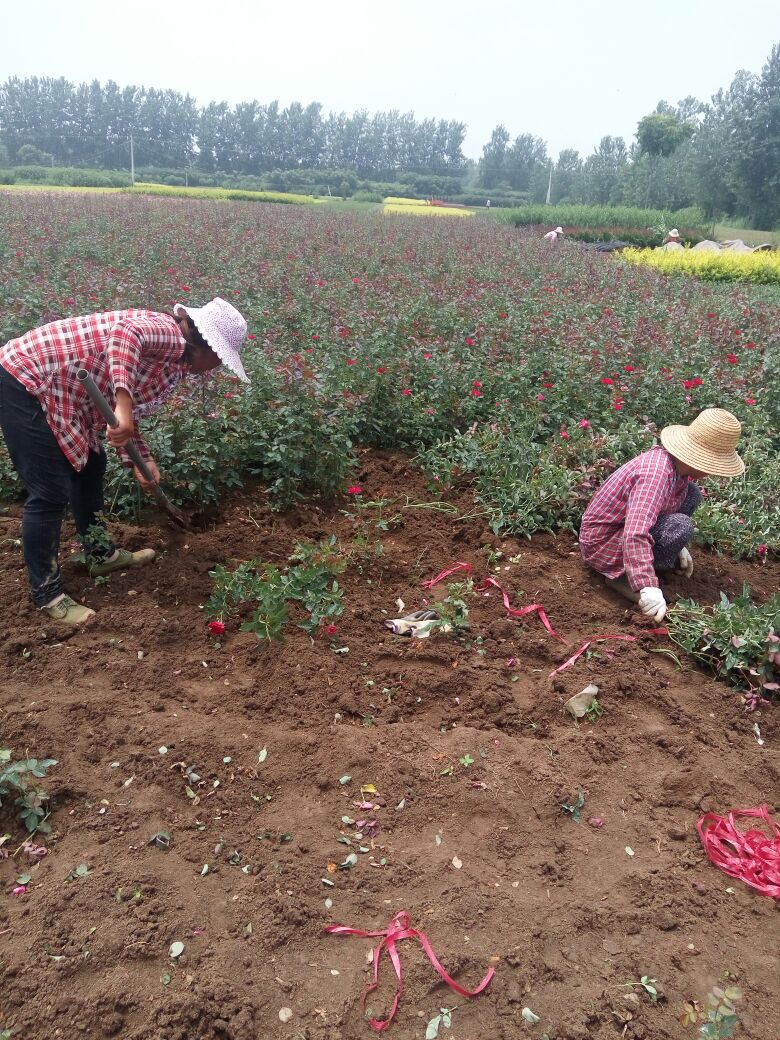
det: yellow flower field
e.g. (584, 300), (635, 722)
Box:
(383, 202), (473, 218)
(622, 246), (780, 284)
(128, 183), (321, 204)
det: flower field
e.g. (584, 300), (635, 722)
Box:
(1, 193), (779, 1040)
(1, 192), (777, 557)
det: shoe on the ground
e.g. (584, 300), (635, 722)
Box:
(41, 594), (96, 624)
(88, 547), (156, 578)
(604, 575), (641, 604)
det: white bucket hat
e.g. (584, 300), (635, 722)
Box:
(668, 228), (681, 238)
(555, 226), (564, 234)
(173, 297), (249, 382)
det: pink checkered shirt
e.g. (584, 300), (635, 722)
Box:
(579, 446), (691, 591)
(0, 310), (187, 470)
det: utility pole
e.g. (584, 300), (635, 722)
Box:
(545, 164), (553, 205)
(130, 134), (135, 186)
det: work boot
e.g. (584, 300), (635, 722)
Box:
(88, 548), (156, 578)
(41, 594), (96, 624)
(604, 575), (640, 603)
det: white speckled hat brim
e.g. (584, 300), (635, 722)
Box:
(174, 301), (249, 382)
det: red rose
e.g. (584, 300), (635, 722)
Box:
(208, 620), (225, 635)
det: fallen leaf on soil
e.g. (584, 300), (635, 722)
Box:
(564, 684), (599, 719)
(258, 747), (268, 763)
(521, 1007), (541, 1024)
(169, 941), (184, 958)
(451, 855), (462, 869)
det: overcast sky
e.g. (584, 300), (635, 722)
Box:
(3, 0), (778, 160)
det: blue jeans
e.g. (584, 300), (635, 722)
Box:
(0, 365), (115, 606)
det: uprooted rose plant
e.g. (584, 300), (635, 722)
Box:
(667, 585), (779, 710)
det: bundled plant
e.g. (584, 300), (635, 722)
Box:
(0, 748), (57, 833)
(667, 585), (779, 710)
(205, 536), (346, 641)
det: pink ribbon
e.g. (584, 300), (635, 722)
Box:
(421, 562), (473, 588)
(697, 805), (780, 900)
(549, 628), (668, 676)
(477, 576), (566, 642)
(325, 910), (495, 1031)
(420, 562), (667, 662)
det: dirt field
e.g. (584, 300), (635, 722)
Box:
(1, 451), (778, 1040)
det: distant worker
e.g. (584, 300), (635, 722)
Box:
(544, 226), (564, 243)
(579, 409), (744, 623)
(486, 199), (491, 208)
(664, 228), (683, 245)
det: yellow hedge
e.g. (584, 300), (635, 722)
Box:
(383, 203), (473, 218)
(126, 183), (321, 205)
(622, 246), (780, 284)
(383, 196), (429, 206)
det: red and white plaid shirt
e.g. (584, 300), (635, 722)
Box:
(579, 446), (691, 591)
(0, 310), (188, 470)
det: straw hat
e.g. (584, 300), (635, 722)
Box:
(668, 228), (681, 238)
(661, 408), (744, 477)
(173, 297), (249, 382)
(554, 226), (564, 234)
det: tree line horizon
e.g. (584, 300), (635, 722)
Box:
(0, 42), (777, 226)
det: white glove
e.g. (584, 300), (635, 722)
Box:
(638, 587), (667, 622)
(677, 547), (694, 578)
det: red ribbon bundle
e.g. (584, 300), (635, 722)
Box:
(697, 805), (780, 900)
(325, 910), (495, 1031)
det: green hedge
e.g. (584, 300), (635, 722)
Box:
(504, 203), (707, 231)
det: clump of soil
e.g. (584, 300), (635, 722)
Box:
(1, 451), (778, 1040)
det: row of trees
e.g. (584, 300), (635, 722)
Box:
(479, 43), (780, 228)
(0, 43), (777, 225)
(0, 78), (467, 177)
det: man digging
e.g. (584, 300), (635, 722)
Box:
(579, 408), (744, 622)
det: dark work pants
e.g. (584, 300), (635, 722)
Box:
(0, 365), (115, 606)
(650, 482), (702, 572)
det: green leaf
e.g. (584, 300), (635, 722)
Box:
(16, 873), (32, 886)
(425, 1015), (442, 1039)
(258, 747), (268, 763)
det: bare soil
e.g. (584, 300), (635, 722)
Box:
(1, 451), (778, 1040)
